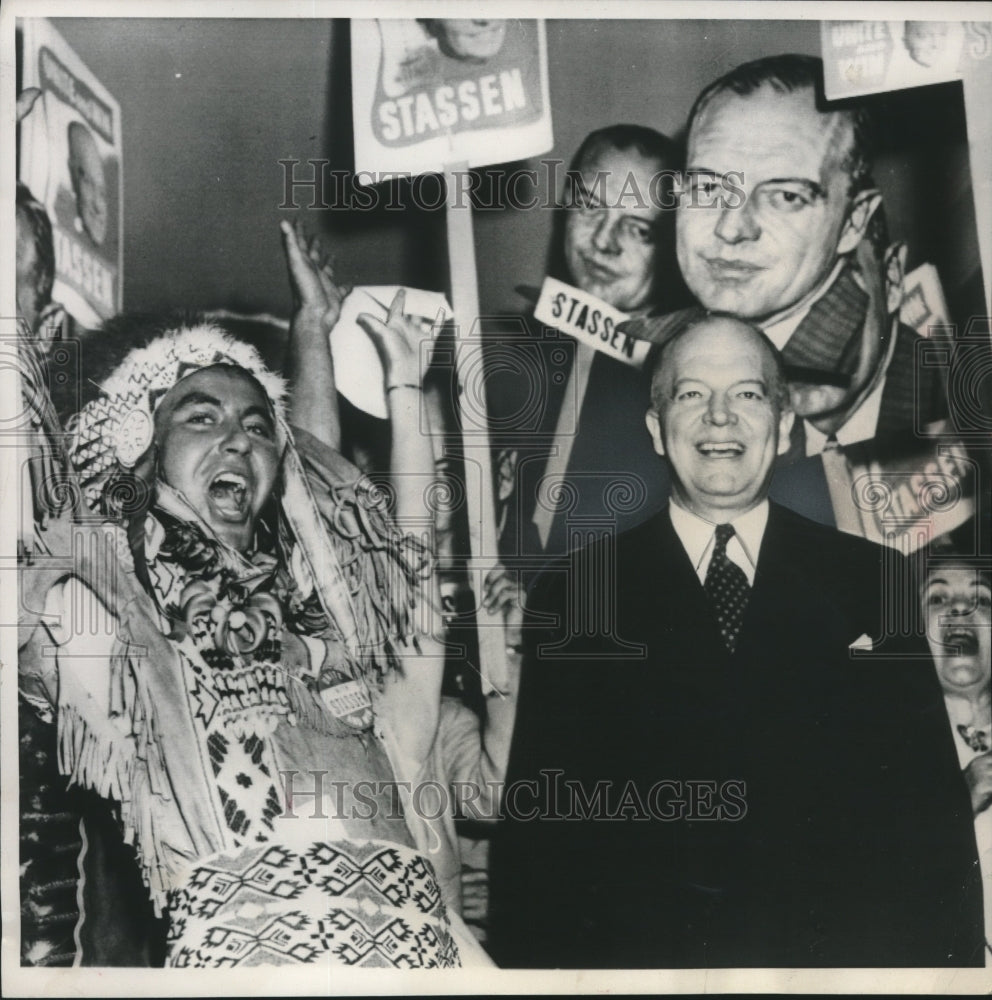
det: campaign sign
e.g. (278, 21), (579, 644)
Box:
(819, 20), (989, 99)
(352, 18), (553, 176)
(533, 276), (650, 368)
(823, 19), (992, 315)
(827, 425), (974, 553)
(19, 18), (123, 328)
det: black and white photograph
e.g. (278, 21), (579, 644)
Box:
(3, 1), (991, 994)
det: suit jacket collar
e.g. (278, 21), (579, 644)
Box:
(640, 502), (808, 658)
(779, 263), (868, 376)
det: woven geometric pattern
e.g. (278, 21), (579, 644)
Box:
(166, 841), (459, 968)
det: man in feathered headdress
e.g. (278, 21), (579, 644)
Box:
(18, 221), (489, 967)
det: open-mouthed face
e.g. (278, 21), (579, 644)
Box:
(645, 317), (793, 522)
(923, 567), (992, 698)
(154, 366), (280, 551)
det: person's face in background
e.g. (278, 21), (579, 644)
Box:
(16, 205), (43, 333)
(564, 143), (663, 312)
(923, 567), (992, 701)
(154, 366), (280, 552)
(432, 19), (507, 61)
(677, 86), (874, 324)
(645, 317), (794, 522)
(904, 21), (951, 68)
(68, 123), (108, 246)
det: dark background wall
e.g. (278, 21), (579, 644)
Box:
(41, 16), (985, 328)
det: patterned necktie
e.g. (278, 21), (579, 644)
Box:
(703, 523), (750, 653)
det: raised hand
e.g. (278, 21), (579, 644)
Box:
(280, 218), (349, 338)
(280, 219), (346, 449)
(355, 289), (436, 392)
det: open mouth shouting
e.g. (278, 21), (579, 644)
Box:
(940, 626), (979, 657)
(207, 470), (253, 522)
(697, 440), (745, 459)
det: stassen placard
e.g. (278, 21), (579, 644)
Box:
(351, 18), (552, 176)
(19, 19), (123, 328)
(533, 276), (650, 368)
(822, 424), (975, 553)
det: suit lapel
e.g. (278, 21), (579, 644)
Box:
(637, 509), (730, 666)
(781, 266), (867, 376)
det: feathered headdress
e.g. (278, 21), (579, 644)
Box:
(66, 323), (286, 509)
(65, 321), (429, 683)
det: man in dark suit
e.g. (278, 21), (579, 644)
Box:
(489, 315), (983, 968)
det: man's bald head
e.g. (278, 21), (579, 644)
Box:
(645, 315), (795, 522)
(648, 315), (790, 413)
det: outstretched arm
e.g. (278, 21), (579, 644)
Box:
(356, 292), (448, 767)
(355, 290), (439, 527)
(280, 219), (347, 452)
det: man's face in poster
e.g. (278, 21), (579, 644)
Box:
(564, 143), (662, 311)
(677, 85), (869, 324)
(16, 204), (44, 333)
(68, 121), (108, 247)
(428, 19), (508, 62)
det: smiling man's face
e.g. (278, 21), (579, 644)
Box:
(154, 366), (280, 551)
(923, 567), (992, 699)
(564, 143), (662, 311)
(645, 317), (794, 522)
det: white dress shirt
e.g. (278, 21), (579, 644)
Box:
(668, 499), (769, 587)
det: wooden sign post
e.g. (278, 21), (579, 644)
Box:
(444, 162), (508, 695)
